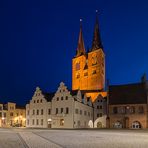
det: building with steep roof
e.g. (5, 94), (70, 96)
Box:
(108, 76), (148, 129)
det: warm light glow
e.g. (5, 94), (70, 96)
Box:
(2, 117), (5, 120)
(85, 92), (107, 102)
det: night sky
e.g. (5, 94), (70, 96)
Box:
(0, 0), (148, 105)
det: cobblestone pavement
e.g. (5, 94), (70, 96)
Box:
(1, 128), (148, 148)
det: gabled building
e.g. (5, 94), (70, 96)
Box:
(26, 82), (107, 128)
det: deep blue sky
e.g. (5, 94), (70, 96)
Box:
(0, 0), (148, 105)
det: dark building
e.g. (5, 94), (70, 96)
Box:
(108, 75), (148, 129)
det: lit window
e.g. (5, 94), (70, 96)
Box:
(60, 119), (64, 126)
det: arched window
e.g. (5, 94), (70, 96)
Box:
(132, 121), (141, 129)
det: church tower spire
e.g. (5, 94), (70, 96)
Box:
(91, 10), (103, 51)
(76, 19), (86, 57)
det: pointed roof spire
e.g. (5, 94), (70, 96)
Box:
(91, 10), (103, 51)
(76, 19), (86, 57)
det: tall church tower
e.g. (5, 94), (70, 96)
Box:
(72, 12), (105, 91)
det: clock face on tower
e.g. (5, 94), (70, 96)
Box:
(92, 54), (97, 65)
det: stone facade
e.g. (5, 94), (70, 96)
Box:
(26, 82), (107, 128)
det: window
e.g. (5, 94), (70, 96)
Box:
(3, 113), (6, 117)
(33, 110), (35, 115)
(61, 108), (63, 113)
(80, 110), (82, 115)
(76, 63), (80, 71)
(66, 107), (69, 114)
(0, 106), (2, 110)
(76, 74), (80, 79)
(113, 107), (117, 114)
(16, 113), (19, 116)
(41, 119), (43, 125)
(32, 119), (34, 125)
(0, 112), (2, 117)
(48, 109), (51, 115)
(92, 70), (96, 74)
(40, 99), (42, 103)
(41, 109), (43, 115)
(34, 100), (36, 103)
(27, 119), (29, 125)
(88, 112), (90, 117)
(61, 97), (63, 100)
(60, 119), (64, 126)
(75, 109), (78, 114)
(56, 108), (58, 114)
(84, 111), (87, 116)
(139, 106), (144, 114)
(37, 110), (39, 115)
(84, 72), (88, 76)
(37, 100), (39, 103)
(97, 106), (99, 109)
(10, 112), (13, 116)
(100, 106), (102, 109)
(57, 97), (59, 101)
(97, 113), (102, 117)
(27, 110), (29, 115)
(65, 96), (68, 100)
(129, 106), (135, 114)
(36, 119), (39, 125)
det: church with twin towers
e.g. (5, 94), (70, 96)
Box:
(26, 12), (107, 129)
